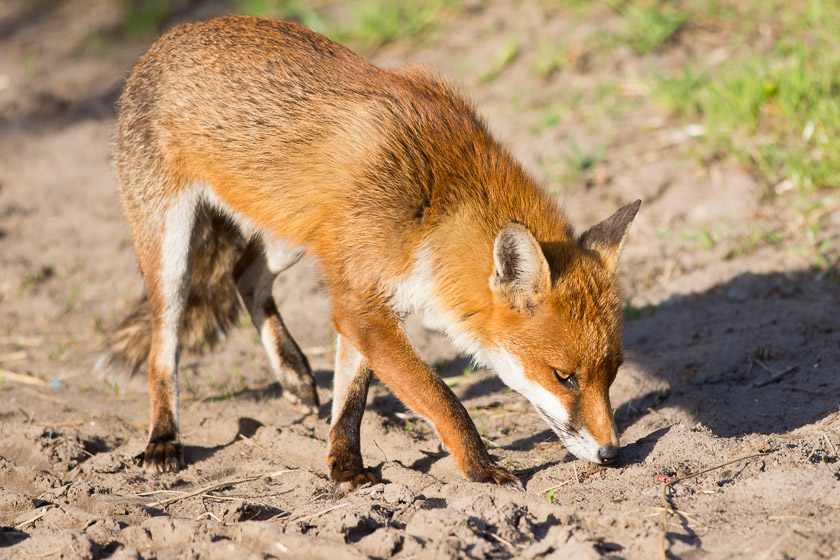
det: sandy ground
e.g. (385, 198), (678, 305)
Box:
(1, 1), (839, 559)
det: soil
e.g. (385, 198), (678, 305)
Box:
(1, 1), (839, 559)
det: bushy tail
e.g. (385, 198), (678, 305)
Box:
(94, 209), (245, 379)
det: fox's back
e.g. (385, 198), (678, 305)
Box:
(120, 18), (483, 249)
(117, 16), (572, 287)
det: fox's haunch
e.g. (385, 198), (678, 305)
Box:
(94, 208), (244, 378)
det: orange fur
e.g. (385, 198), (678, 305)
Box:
(114, 16), (639, 483)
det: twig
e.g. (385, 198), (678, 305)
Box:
(37, 483), (71, 501)
(796, 198), (840, 232)
(18, 407), (33, 424)
(147, 469), (293, 508)
(39, 420), (86, 428)
(273, 502), (349, 523)
(373, 439), (388, 463)
(0, 336), (44, 347)
(484, 530), (522, 550)
(659, 451), (772, 560)
(539, 478), (573, 494)
(134, 489), (187, 497)
(753, 361), (798, 387)
(0, 350), (27, 363)
(1, 369), (52, 388)
(822, 433), (837, 456)
(195, 511), (223, 522)
(21, 549), (61, 559)
(15, 507), (50, 529)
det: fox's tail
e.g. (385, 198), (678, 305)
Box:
(93, 209), (245, 379)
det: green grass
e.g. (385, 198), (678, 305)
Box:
(650, 0), (840, 194)
(231, 0), (458, 50)
(623, 300), (641, 321)
(481, 36), (523, 82)
(614, 0), (687, 54)
(119, 0), (193, 37)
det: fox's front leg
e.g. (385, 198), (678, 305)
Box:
(332, 297), (520, 487)
(327, 334), (377, 489)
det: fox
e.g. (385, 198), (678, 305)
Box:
(96, 15), (640, 487)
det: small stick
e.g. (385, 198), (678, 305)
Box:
(21, 550), (61, 559)
(1, 369), (52, 388)
(484, 530), (521, 550)
(274, 502), (348, 523)
(15, 507), (50, 529)
(195, 511), (223, 522)
(37, 483), (71, 500)
(373, 439), (388, 463)
(822, 433), (837, 456)
(753, 361), (798, 387)
(18, 407), (33, 424)
(572, 463), (580, 484)
(539, 478), (573, 494)
(0, 350), (27, 363)
(659, 451), (772, 560)
(38, 420), (86, 428)
(134, 489), (187, 497)
(147, 469), (294, 508)
(0, 336), (44, 347)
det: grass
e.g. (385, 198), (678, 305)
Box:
(231, 0), (458, 50)
(119, 0), (193, 37)
(613, 0), (687, 54)
(648, 0), (840, 195)
(623, 300), (641, 321)
(481, 36), (523, 82)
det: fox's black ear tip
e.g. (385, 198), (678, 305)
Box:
(622, 199), (642, 219)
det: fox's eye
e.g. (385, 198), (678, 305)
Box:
(552, 368), (578, 389)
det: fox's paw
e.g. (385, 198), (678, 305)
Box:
(328, 454), (379, 491)
(144, 441), (185, 474)
(278, 368), (320, 415)
(467, 463), (523, 490)
(282, 389), (319, 415)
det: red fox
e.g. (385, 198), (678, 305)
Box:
(96, 16), (640, 487)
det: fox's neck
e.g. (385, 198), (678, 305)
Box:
(390, 156), (573, 356)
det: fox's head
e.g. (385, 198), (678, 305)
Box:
(479, 200), (640, 465)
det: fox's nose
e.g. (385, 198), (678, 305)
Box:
(598, 445), (619, 464)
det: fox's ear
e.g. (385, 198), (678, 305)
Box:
(580, 199), (641, 271)
(491, 221), (551, 313)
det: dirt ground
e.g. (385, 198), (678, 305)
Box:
(1, 1), (839, 559)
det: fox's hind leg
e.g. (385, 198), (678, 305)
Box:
(131, 189), (201, 473)
(327, 334), (377, 489)
(234, 239), (319, 412)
